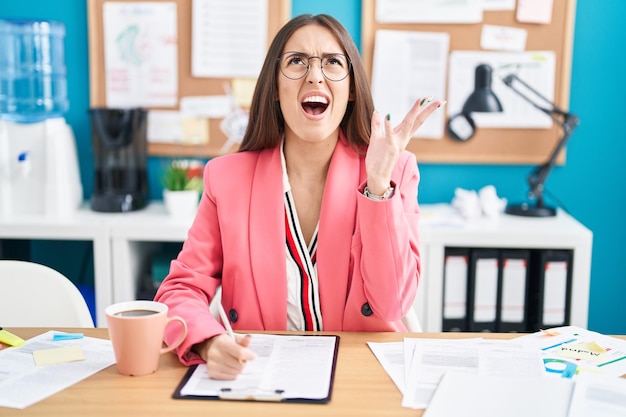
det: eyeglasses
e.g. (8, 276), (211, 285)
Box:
(278, 51), (351, 82)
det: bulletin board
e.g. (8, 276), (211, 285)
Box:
(361, 0), (577, 164)
(87, 0), (290, 157)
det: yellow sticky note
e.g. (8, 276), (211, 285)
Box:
(33, 345), (85, 365)
(231, 78), (256, 109)
(181, 117), (209, 144)
(557, 341), (607, 362)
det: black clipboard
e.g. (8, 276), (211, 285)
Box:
(172, 334), (340, 404)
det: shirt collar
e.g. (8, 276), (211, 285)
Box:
(280, 137), (290, 194)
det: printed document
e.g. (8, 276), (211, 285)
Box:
(424, 372), (626, 417)
(103, 2), (178, 108)
(0, 331), (115, 409)
(447, 50), (556, 129)
(174, 334), (339, 403)
(191, 0), (268, 78)
(401, 338), (544, 409)
(371, 30), (449, 139)
(375, 0), (482, 23)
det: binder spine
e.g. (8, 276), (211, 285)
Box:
(498, 250), (531, 333)
(468, 249), (500, 332)
(528, 250), (573, 331)
(442, 248), (470, 332)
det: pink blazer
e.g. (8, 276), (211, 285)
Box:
(155, 135), (421, 365)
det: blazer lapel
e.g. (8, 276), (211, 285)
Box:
(249, 147), (288, 329)
(317, 136), (362, 330)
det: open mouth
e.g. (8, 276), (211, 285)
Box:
(302, 95), (329, 116)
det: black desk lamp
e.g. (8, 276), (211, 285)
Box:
(447, 63), (580, 217)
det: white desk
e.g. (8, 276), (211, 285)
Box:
(0, 203), (593, 330)
(0, 206), (111, 326)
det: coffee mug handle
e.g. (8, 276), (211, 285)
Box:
(160, 315), (188, 354)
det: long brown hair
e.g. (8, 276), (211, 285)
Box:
(238, 14), (374, 153)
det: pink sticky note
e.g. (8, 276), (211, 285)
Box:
(516, 0), (554, 24)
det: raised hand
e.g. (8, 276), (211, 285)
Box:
(365, 97), (445, 195)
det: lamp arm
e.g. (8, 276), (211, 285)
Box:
(526, 116), (578, 203)
(501, 74), (580, 205)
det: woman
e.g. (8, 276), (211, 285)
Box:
(155, 13), (444, 380)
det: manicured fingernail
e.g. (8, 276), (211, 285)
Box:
(420, 97), (426, 106)
(386, 113), (390, 121)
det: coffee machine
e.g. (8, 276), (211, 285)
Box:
(0, 19), (82, 218)
(89, 107), (149, 212)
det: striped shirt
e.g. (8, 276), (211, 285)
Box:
(281, 144), (323, 331)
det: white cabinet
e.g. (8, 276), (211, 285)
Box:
(0, 203), (592, 330)
(416, 205), (593, 331)
(108, 204), (192, 303)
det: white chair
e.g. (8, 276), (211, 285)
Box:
(402, 306), (423, 332)
(0, 260), (94, 327)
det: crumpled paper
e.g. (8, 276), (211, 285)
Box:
(451, 185), (507, 219)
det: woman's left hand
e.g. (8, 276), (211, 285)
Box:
(365, 97), (445, 195)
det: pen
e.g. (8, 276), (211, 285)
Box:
(217, 303), (236, 340)
(217, 304), (248, 365)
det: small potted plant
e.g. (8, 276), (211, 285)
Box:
(161, 159), (204, 217)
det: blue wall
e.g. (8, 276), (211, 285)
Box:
(1, 0), (624, 333)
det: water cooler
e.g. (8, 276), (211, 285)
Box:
(0, 19), (82, 218)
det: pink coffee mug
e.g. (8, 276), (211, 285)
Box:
(105, 300), (187, 376)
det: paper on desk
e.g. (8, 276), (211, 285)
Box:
(568, 374), (626, 417)
(0, 331), (115, 409)
(401, 338), (545, 409)
(422, 371), (574, 417)
(367, 342), (406, 393)
(424, 371), (626, 417)
(514, 326), (626, 378)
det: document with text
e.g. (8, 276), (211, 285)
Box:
(0, 331), (115, 409)
(174, 334), (339, 403)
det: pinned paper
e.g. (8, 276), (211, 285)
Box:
(516, 0), (554, 24)
(33, 345), (86, 366)
(481, 25), (527, 52)
(181, 118), (209, 144)
(180, 95), (230, 118)
(147, 110), (183, 143)
(231, 78), (256, 109)
(557, 341), (607, 362)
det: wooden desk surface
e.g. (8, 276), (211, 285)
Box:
(0, 329), (524, 416)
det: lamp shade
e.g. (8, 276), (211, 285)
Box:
(462, 64), (503, 113)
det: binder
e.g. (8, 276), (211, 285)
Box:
(173, 334), (340, 403)
(468, 249), (500, 332)
(528, 250), (573, 331)
(498, 250), (531, 333)
(442, 248), (470, 332)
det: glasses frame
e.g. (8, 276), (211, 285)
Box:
(277, 51), (352, 82)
